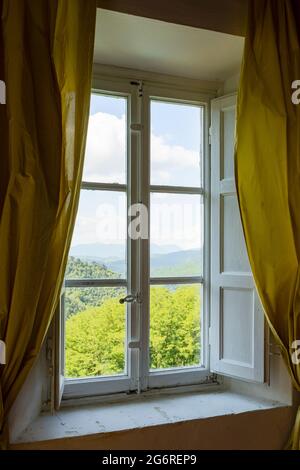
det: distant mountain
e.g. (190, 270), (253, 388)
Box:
(69, 243), (202, 278)
(70, 243), (181, 260)
(70, 243), (125, 260)
(104, 249), (202, 277)
(150, 249), (202, 277)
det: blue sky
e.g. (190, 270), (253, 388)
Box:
(71, 93), (203, 252)
(90, 93), (125, 119)
(90, 93), (202, 152)
(151, 100), (201, 152)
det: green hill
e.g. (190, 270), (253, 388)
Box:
(65, 257), (123, 317)
(64, 257), (202, 378)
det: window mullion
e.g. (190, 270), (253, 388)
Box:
(150, 185), (204, 195)
(65, 279), (127, 288)
(138, 84), (151, 392)
(150, 276), (204, 285)
(128, 82), (142, 392)
(81, 181), (127, 192)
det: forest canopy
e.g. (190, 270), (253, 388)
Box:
(65, 258), (201, 377)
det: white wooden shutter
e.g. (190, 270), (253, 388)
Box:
(210, 94), (265, 382)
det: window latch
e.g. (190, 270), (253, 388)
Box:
(119, 293), (142, 304)
(130, 123), (143, 131)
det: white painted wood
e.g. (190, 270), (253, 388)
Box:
(93, 63), (220, 96)
(143, 83), (210, 388)
(55, 294), (65, 410)
(150, 185), (204, 195)
(61, 79), (135, 399)
(210, 94), (265, 383)
(148, 367), (210, 389)
(63, 376), (132, 399)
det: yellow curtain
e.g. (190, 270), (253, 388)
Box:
(0, 0), (96, 448)
(235, 0), (300, 449)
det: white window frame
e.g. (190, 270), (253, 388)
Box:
(142, 83), (211, 390)
(60, 73), (212, 401)
(63, 79), (135, 399)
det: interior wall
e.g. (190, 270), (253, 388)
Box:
(8, 342), (49, 443)
(222, 73), (240, 94)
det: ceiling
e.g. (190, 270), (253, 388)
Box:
(94, 9), (244, 82)
(97, 0), (248, 37)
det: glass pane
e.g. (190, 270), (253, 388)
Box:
(83, 93), (127, 184)
(65, 286), (126, 378)
(150, 284), (202, 371)
(150, 193), (203, 277)
(67, 190), (127, 279)
(151, 100), (203, 187)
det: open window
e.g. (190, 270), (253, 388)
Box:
(56, 77), (212, 403)
(55, 77), (265, 405)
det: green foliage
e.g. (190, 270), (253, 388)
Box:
(65, 257), (123, 317)
(66, 256), (119, 280)
(150, 285), (201, 369)
(65, 298), (126, 377)
(65, 284), (201, 378)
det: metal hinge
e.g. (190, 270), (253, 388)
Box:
(269, 342), (281, 357)
(208, 126), (212, 145)
(46, 337), (54, 376)
(204, 372), (218, 384)
(208, 326), (212, 345)
(130, 79), (143, 97)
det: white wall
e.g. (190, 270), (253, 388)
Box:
(218, 72), (240, 96)
(8, 342), (49, 442)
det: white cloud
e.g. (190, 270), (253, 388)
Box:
(73, 111), (202, 249)
(71, 215), (98, 246)
(72, 208), (126, 247)
(151, 135), (200, 185)
(83, 112), (200, 185)
(83, 112), (126, 183)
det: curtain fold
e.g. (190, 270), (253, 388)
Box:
(235, 0), (300, 449)
(0, 0), (96, 448)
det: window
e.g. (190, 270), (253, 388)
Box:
(63, 87), (132, 398)
(58, 74), (265, 402)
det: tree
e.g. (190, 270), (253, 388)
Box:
(65, 257), (123, 317)
(65, 298), (125, 377)
(150, 285), (200, 369)
(65, 285), (201, 378)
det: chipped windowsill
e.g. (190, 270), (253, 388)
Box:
(11, 388), (289, 445)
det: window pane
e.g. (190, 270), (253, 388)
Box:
(67, 190), (127, 279)
(151, 100), (202, 187)
(65, 286), (127, 378)
(82, 93), (127, 184)
(150, 193), (203, 277)
(150, 284), (202, 371)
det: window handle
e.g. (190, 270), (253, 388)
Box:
(119, 293), (141, 304)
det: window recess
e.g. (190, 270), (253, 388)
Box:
(55, 79), (265, 406)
